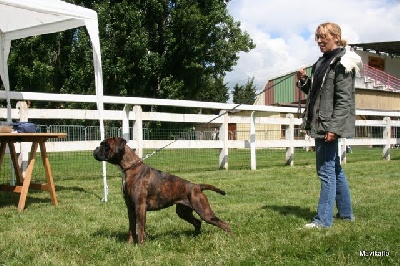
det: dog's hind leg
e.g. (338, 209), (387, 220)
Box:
(189, 188), (232, 233)
(176, 204), (202, 233)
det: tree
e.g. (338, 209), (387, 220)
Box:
(232, 77), (257, 105)
(5, 0), (255, 112)
(7, 30), (93, 110)
(92, 0), (255, 104)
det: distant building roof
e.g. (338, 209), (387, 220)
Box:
(350, 41), (400, 57)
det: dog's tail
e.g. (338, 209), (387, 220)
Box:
(199, 184), (226, 195)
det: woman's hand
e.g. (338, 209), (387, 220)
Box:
(297, 69), (308, 82)
(325, 132), (337, 142)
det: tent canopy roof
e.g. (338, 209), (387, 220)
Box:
(0, 0), (106, 199)
(0, 0), (96, 41)
(0, 0), (103, 101)
(0, 0), (104, 141)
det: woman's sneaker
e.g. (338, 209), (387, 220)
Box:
(304, 222), (321, 228)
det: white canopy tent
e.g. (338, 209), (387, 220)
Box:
(0, 0), (108, 201)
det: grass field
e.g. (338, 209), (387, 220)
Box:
(0, 147), (399, 265)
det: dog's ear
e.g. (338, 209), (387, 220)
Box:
(116, 137), (127, 152)
(106, 137), (127, 164)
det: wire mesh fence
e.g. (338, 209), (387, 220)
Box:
(1, 124), (399, 187)
(1, 146), (399, 188)
(36, 125), (122, 141)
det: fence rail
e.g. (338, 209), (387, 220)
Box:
(1, 91), (400, 170)
(1, 92), (400, 204)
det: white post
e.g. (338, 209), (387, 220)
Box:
(383, 117), (391, 160)
(339, 138), (346, 164)
(285, 113), (294, 166)
(122, 104), (131, 141)
(132, 105), (143, 158)
(219, 110), (228, 170)
(250, 111), (256, 170)
(16, 101), (29, 184)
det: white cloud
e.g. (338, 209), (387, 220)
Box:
(225, 0), (400, 91)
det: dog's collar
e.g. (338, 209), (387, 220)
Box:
(122, 159), (143, 172)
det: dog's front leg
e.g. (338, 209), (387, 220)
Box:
(127, 207), (137, 244)
(125, 198), (136, 244)
(136, 204), (147, 245)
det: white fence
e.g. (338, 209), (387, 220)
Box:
(1, 90), (400, 170)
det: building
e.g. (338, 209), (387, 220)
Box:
(226, 41), (400, 142)
(256, 41), (400, 113)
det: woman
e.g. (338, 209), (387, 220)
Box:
(297, 22), (362, 228)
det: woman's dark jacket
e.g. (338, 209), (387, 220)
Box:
(299, 47), (362, 138)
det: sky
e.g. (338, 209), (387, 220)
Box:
(224, 0), (400, 91)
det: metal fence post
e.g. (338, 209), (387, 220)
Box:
(132, 105), (143, 158)
(285, 113), (294, 166)
(383, 117), (391, 160)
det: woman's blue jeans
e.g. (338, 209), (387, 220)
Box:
(313, 138), (354, 227)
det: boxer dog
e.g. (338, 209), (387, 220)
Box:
(93, 137), (232, 245)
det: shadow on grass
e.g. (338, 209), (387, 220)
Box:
(92, 230), (128, 243)
(56, 185), (103, 200)
(0, 191), (52, 209)
(147, 229), (200, 240)
(0, 185), (102, 210)
(92, 228), (198, 244)
(262, 205), (316, 220)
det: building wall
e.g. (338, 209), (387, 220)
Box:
(263, 69), (309, 106)
(356, 50), (400, 78)
(260, 49), (400, 111)
(232, 111), (283, 140)
(356, 89), (400, 111)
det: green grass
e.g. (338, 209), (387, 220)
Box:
(0, 148), (399, 265)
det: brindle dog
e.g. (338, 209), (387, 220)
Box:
(93, 137), (232, 245)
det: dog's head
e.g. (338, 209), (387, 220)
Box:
(93, 137), (127, 165)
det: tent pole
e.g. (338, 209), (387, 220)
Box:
(87, 22), (107, 202)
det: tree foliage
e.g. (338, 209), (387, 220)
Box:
(5, 0), (255, 111)
(232, 77), (257, 105)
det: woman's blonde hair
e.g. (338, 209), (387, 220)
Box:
(315, 22), (347, 47)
